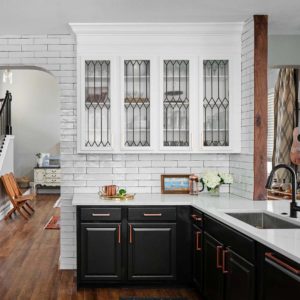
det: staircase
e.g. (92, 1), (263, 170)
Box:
(0, 91), (14, 220)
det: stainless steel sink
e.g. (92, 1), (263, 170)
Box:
(226, 212), (300, 229)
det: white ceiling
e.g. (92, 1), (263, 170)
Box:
(0, 0), (300, 35)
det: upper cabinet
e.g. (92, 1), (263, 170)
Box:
(71, 23), (242, 153)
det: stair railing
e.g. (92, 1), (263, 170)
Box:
(0, 91), (12, 141)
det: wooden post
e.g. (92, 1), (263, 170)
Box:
(253, 15), (268, 200)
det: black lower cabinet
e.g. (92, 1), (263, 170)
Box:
(203, 232), (224, 300)
(192, 224), (203, 291)
(80, 223), (122, 281)
(128, 223), (176, 280)
(262, 250), (300, 300)
(225, 249), (255, 300)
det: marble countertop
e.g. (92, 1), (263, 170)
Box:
(72, 193), (300, 264)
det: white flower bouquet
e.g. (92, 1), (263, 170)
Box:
(200, 171), (233, 195)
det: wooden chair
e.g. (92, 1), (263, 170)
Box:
(1, 173), (35, 220)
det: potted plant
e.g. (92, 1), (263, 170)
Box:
(201, 171), (233, 196)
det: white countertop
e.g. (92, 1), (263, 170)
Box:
(72, 193), (300, 264)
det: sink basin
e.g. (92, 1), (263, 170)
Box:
(226, 212), (300, 229)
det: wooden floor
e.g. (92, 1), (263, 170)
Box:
(0, 195), (201, 300)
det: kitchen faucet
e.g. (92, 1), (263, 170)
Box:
(265, 163), (300, 218)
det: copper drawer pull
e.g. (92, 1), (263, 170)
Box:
(196, 231), (202, 251)
(222, 249), (229, 274)
(191, 214), (202, 221)
(216, 246), (223, 269)
(129, 224), (133, 244)
(265, 252), (300, 275)
(143, 213), (162, 217)
(118, 224), (121, 244)
(92, 213), (111, 217)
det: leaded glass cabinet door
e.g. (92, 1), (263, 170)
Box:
(202, 60), (229, 147)
(84, 60), (111, 149)
(123, 60), (151, 148)
(163, 60), (190, 148)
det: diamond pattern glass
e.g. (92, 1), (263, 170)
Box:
(203, 60), (229, 146)
(85, 60), (111, 147)
(163, 60), (189, 147)
(124, 60), (150, 147)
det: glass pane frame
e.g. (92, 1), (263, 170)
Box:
(160, 57), (193, 150)
(78, 56), (115, 152)
(203, 59), (229, 147)
(199, 55), (238, 152)
(123, 60), (151, 147)
(120, 57), (154, 150)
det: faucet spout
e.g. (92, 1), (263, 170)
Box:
(266, 164), (299, 218)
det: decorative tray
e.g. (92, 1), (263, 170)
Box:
(99, 192), (135, 200)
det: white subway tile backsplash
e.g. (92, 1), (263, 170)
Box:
(152, 161), (177, 167)
(164, 168), (191, 174)
(126, 160), (151, 167)
(139, 167), (164, 174)
(113, 167), (139, 174)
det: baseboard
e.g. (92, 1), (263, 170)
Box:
(37, 188), (60, 195)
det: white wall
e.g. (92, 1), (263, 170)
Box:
(269, 35), (300, 67)
(0, 69), (60, 179)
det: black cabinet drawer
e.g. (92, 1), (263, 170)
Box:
(204, 215), (255, 263)
(80, 207), (121, 221)
(128, 207), (176, 221)
(191, 208), (203, 227)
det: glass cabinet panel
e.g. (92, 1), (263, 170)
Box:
(124, 60), (150, 147)
(85, 60), (111, 147)
(203, 60), (229, 146)
(163, 60), (189, 147)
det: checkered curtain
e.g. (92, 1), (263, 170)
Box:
(272, 68), (296, 182)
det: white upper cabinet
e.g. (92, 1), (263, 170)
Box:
(71, 23), (242, 153)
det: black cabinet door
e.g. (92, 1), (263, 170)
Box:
(128, 223), (176, 280)
(203, 232), (224, 300)
(80, 223), (121, 281)
(192, 224), (203, 291)
(225, 249), (255, 300)
(263, 253), (300, 300)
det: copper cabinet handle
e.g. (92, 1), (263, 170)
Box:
(191, 214), (202, 221)
(216, 246), (223, 269)
(222, 249), (229, 274)
(143, 213), (162, 217)
(265, 252), (300, 275)
(92, 213), (110, 217)
(196, 231), (202, 251)
(129, 224), (133, 244)
(118, 224), (121, 244)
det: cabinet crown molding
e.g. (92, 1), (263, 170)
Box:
(69, 22), (243, 37)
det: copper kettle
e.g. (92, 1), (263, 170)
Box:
(189, 175), (204, 195)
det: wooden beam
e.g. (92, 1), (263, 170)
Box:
(253, 15), (268, 200)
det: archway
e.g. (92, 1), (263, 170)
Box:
(0, 68), (60, 180)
